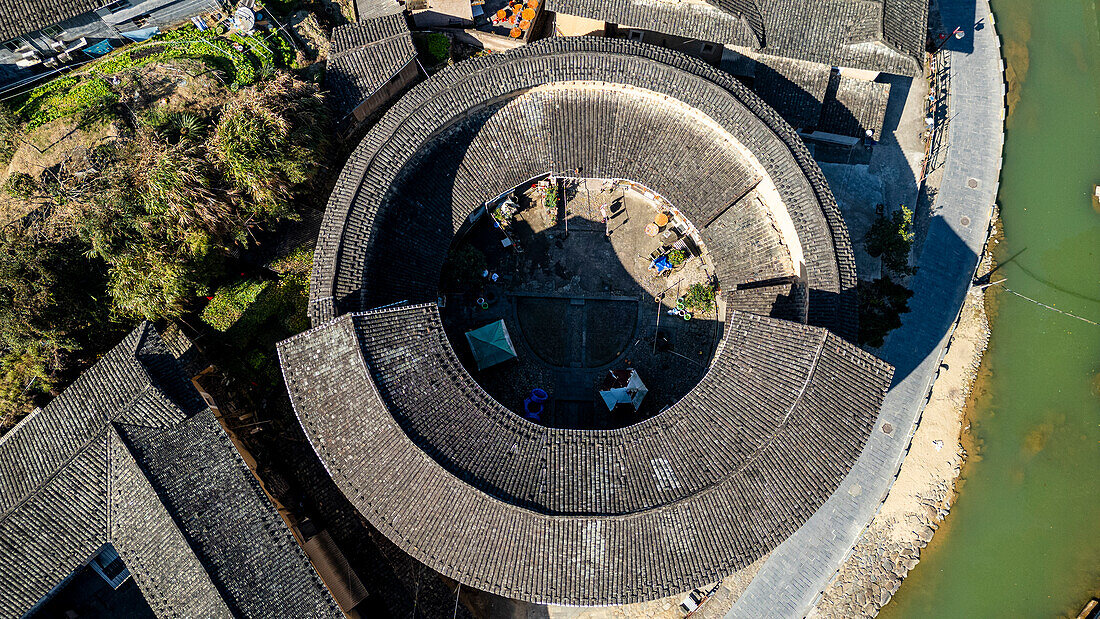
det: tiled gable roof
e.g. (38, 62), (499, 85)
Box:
(325, 14), (416, 119)
(116, 410), (340, 619)
(0, 325), (341, 619)
(355, 0), (404, 20)
(545, 0), (927, 75)
(817, 72), (892, 138)
(0, 0), (101, 41)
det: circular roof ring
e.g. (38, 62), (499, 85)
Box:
(280, 38), (893, 607)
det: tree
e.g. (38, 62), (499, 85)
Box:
(864, 205), (916, 276)
(857, 275), (914, 347)
(440, 243), (487, 292)
(0, 229), (117, 424)
(683, 282), (716, 313)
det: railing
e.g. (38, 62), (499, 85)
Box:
(920, 48), (953, 183)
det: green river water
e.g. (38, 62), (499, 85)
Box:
(882, 1), (1100, 617)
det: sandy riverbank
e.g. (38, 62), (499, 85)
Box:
(809, 211), (1001, 618)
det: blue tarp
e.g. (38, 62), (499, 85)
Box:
(83, 40), (114, 56)
(651, 255), (672, 274)
(120, 27), (160, 42)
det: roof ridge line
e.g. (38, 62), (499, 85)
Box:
(0, 429), (109, 525)
(329, 30), (412, 63)
(0, 369), (165, 522)
(104, 426), (231, 612)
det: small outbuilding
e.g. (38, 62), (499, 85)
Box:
(325, 13), (419, 132)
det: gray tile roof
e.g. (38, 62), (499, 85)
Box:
(0, 324), (342, 619)
(751, 58), (892, 138)
(355, 0), (404, 20)
(326, 14), (416, 119)
(752, 57), (832, 129)
(309, 38), (859, 340)
(817, 73), (892, 138)
(0, 0), (100, 41)
(278, 303), (894, 605)
(546, 0), (927, 76)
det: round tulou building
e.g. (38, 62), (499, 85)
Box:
(279, 37), (893, 607)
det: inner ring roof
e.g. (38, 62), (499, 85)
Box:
(308, 37), (858, 339)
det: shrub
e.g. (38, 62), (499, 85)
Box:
(667, 248), (687, 267)
(22, 77), (119, 130)
(0, 347), (52, 429)
(3, 172), (37, 199)
(683, 282), (716, 313)
(415, 32), (451, 66)
(105, 250), (201, 320)
(269, 243), (313, 276)
(210, 73), (328, 218)
(201, 278), (272, 331)
(440, 243), (487, 292)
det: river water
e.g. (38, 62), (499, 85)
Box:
(882, 1), (1100, 617)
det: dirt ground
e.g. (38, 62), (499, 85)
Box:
(1, 59), (227, 225)
(810, 212), (999, 618)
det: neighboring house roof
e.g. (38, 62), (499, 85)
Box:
(288, 38), (893, 606)
(355, 0), (404, 20)
(546, 0), (928, 75)
(752, 56), (832, 129)
(751, 57), (892, 138)
(279, 304), (893, 606)
(0, 0), (100, 41)
(817, 73), (892, 138)
(325, 13), (416, 120)
(0, 324), (342, 619)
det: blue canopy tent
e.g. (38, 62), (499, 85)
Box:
(650, 254), (673, 274)
(465, 320), (518, 371)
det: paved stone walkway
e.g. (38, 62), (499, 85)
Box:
(726, 0), (1005, 616)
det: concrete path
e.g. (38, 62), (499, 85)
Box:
(726, 0), (1005, 616)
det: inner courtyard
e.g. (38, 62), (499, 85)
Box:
(439, 178), (723, 429)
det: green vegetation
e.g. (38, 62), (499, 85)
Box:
(864, 205), (916, 275)
(0, 28), (329, 429)
(683, 282), (716, 313)
(545, 185), (559, 224)
(0, 230), (120, 426)
(21, 78), (119, 131)
(211, 74), (328, 218)
(0, 106), (19, 161)
(667, 248), (687, 267)
(14, 25), (298, 132)
(857, 275), (913, 348)
(269, 243), (313, 275)
(440, 243), (487, 292)
(202, 250), (312, 388)
(201, 279), (273, 332)
(3, 172), (36, 199)
(858, 205), (917, 347)
(414, 32), (452, 67)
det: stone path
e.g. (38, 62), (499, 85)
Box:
(726, 0), (1005, 616)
